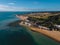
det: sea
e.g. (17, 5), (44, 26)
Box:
(0, 12), (60, 45)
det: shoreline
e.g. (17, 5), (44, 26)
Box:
(19, 23), (60, 43)
(7, 19), (60, 44)
(16, 13), (60, 43)
(29, 27), (60, 43)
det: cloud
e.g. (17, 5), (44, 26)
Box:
(0, 4), (45, 11)
(0, 4), (30, 11)
(8, 3), (15, 5)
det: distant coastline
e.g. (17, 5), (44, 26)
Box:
(16, 12), (60, 43)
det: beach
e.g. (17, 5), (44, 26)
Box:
(0, 0), (60, 45)
(18, 13), (60, 43)
(29, 26), (60, 42)
(19, 22), (60, 42)
(0, 12), (60, 45)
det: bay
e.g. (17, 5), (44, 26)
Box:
(0, 12), (60, 45)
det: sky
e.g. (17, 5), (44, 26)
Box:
(0, 0), (60, 11)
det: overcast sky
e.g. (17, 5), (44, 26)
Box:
(0, 0), (60, 11)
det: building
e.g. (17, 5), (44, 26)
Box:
(54, 25), (60, 30)
(38, 25), (49, 30)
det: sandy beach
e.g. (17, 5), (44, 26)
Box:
(17, 14), (60, 43)
(29, 26), (60, 43)
(17, 12), (60, 43)
(19, 21), (60, 43)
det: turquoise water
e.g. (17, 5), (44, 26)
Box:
(0, 12), (60, 45)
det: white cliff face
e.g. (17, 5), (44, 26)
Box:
(16, 15), (28, 20)
(20, 16), (28, 20)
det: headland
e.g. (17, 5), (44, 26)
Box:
(16, 12), (60, 43)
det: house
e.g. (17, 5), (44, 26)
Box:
(38, 25), (49, 30)
(55, 25), (60, 28)
(54, 25), (60, 30)
(24, 22), (31, 26)
(27, 23), (31, 26)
